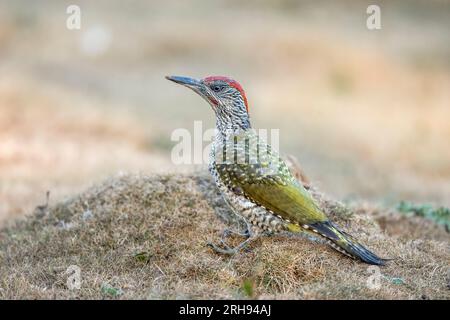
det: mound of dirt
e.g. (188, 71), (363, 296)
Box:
(0, 172), (448, 299)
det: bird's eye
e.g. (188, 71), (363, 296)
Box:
(211, 85), (222, 92)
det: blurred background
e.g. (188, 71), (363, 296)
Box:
(0, 0), (449, 225)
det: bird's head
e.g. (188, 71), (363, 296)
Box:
(166, 75), (251, 131)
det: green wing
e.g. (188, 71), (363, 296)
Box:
(214, 132), (327, 225)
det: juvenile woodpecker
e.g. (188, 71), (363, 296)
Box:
(166, 75), (386, 265)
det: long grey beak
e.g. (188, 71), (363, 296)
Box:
(165, 75), (201, 88)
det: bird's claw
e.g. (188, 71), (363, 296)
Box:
(207, 241), (237, 255)
(207, 233), (256, 255)
(219, 239), (231, 249)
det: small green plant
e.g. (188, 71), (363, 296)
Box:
(241, 278), (255, 298)
(390, 277), (405, 285)
(101, 283), (123, 297)
(397, 201), (450, 231)
(134, 251), (152, 263)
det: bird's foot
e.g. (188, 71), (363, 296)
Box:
(207, 240), (236, 255)
(207, 235), (256, 255)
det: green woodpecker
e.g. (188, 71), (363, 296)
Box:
(166, 75), (386, 265)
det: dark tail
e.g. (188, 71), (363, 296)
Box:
(307, 221), (387, 265)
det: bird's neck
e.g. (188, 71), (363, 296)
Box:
(215, 117), (251, 141)
(213, 97), (251, 138)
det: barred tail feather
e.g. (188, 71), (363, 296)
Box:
(307, 221), (387, 266)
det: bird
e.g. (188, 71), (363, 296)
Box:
(166, 75), (387, 265)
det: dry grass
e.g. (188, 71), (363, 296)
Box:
(1, 172), (448, 299)
(1, 0), (449, 225)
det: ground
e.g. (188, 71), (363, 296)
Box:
(1, 172), (448, 299)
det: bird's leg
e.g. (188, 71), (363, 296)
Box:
(207, 234), (258, 255)
(208, 224), (259, 255)
(221, 219), (252, 239)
